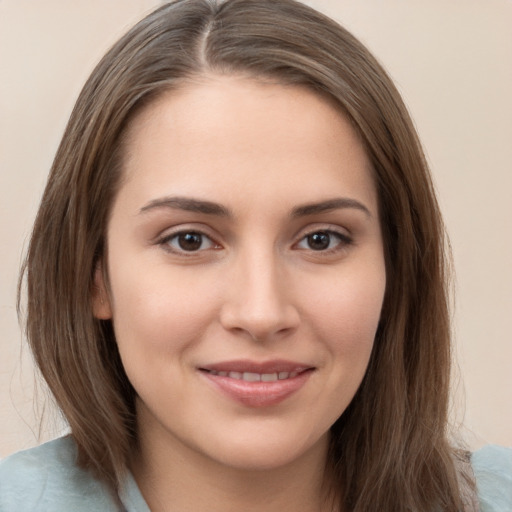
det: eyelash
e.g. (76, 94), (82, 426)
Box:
(158, 230), (220, 255)
(157, 227), (352, 256)
(295, 229), (353, 254)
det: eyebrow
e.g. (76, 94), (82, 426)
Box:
(291, 198), (372, 218)
(140, 196), (232, 217)
(139, 195), (371, 219)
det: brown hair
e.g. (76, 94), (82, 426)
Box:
(20, 0), (475, 509)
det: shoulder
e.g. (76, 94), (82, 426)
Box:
(0, 436), (120, 512)
(472, 444), (512, 512)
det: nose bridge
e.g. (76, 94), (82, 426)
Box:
(220, 242), (298, 340)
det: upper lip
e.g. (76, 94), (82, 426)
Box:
(199, 359), (314, 374)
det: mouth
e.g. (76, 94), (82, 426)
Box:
(201, 369), (303, 382)
(198, 360), (315, 407)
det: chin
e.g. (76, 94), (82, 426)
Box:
(199, 429), (330, 473)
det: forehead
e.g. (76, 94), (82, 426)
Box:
(116, 74), (377, 214)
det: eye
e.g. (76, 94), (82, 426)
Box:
(161, 231), (218, 253)
(296, 230), (351, 252)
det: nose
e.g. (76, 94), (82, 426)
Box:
(219, 249), (300, 342)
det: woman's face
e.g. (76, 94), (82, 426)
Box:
(94, 76), (386, 471)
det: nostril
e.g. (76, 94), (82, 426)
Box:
(219, 296), (299, 337)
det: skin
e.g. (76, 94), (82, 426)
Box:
(94, 75), (386, 512)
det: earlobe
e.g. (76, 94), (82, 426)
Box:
(92, 263), (113, 320)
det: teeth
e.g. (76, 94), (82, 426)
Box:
(243, 372), (260, 382)
(208, 370), (299, 381)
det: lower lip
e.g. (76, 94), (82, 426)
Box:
(200, 370), (313, 408)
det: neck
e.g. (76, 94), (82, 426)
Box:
(131, 421), (338, 512)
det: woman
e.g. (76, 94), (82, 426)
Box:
(1, 0), (510, 510)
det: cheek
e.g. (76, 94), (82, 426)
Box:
(306, 268), (385, 419)
(301, 264), (385, 360)
(107, 263), (220, 359)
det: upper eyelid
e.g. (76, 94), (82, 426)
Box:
(156, 224), (218, 241)
(160, 230), (213, 243)
(294, 230), (352, 248)
(161, 231), (216, 244)
(293, 223), (351, 240)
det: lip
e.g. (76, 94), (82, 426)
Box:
(198, 359), (315, 408)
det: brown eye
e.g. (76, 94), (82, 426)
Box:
(296, 230), (352, 252)
(162, 231), (216, 253)
(178, 232), (203, 251)
(306, 232), (331, 251)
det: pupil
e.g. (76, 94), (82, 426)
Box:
(178, 232), (202, 251)
(308, 232), (330, 250)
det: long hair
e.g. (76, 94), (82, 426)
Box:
(19, 0), (474, 509)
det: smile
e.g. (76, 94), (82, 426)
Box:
(199, 360), (315, 407)
(203, 370), (300, 381)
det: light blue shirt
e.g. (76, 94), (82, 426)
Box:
(0, 437), (510, 511)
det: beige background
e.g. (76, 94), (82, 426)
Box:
(1, 0), (510, 458)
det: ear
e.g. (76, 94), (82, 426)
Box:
(92, 262), (113, 320)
